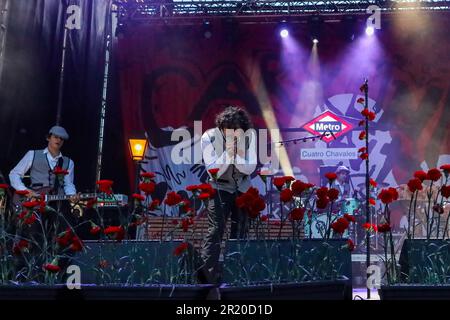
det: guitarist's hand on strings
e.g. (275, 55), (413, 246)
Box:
(25, 190), (39, 199)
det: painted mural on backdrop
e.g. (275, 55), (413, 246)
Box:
(119, 15), (450, 223)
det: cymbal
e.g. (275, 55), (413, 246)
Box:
(357, 182), (390, 189)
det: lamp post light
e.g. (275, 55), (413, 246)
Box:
(128, 137), (148, 193)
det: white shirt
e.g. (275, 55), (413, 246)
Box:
(201, 128), (257, 179)
(9, 148), (76, 195)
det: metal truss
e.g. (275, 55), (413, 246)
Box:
(113, 0), (450, 22)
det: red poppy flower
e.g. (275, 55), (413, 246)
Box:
(139, 182), (155, 195)
(171, 219), (178, 225)
(358, 120), (365, 127)
(367, 112), (376, 121)
(378, 189), (393, 204)
(149, 199), (160, 211)
(140, 172), (156, 179)
(57, 228), (73, 247)
(331, 218), (350, 234)
(283, 176), (295, 183)
(173, 242), (189, 256)
(104, 226), (122, 234)
(247, 187), (260, 197)
(433, 204), (444, 214)
(280, 189), (293, 203)
(198, 193), (211, 201)
(360, 153), (369, 160)
(291, 180), (310, 196)
(440, 164), (450, 177)
(15, 190), (30, 196)
(96, 180), (114, 194)
(344, 214), (356, 223)
(407, 178), (423, 193)
(181, 218), (192, 232)
(208, 168), (220, 178)
(38, 195), (46, 214)
(236, 193), (252, 209)
(357, 97), (365, 104)
(13, 239), (30, 255)
(388, 187), (399, 201)
(186, 185), (199, 192)
(260, 215), (269, 222)
(369, 198), (376, 206)
(369, 179), (377, 188)
(328, 188), (340, 202)
(347, 239), (355, 252)
(358, 147), (367, 153)
(273, 177), (286, 191)
(325, 172), (337, 182)
(70, 236), (83, 252)
(43, 263), (60, 273)
(414, 170), (427, 182)
(359, 131), (366, 140)
(18, 210), (27, 220)
(197, 184), (216, 197)
(249, 197), (266, 214)
(426, 168), (442, 182)
(316, 197), (330, 209)
(362, 223), (377, 232)
(361, 108), (370, 117)
(104, 226), (125, 241)
(289, 208), (305, 221)
(22, 200), (40, 209)
(237, 188), (266, 218)
(90, 225), (101, 235)
(86, 198), (97, 209)
(53, 167), (69, 176)
(164, 191), (183, 206)
(360, 83), (368, 92)
(441, 185), (450, 199)
(98, 260), (108, 269)
(24, 214), (37, 225)
(132, 193), (145, 202)
(377, 223), (391, 233)
(316, 187), (329, 199)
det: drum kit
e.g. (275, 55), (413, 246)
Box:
(260, 172), (450, 249)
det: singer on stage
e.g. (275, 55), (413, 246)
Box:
(200, 106), (257, 282)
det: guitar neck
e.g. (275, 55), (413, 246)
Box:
(45, 193), (97, 202)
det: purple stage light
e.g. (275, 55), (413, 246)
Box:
(280, 29), (289, 38)
(365, 26), (375, 36)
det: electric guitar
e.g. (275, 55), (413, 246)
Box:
(12, 187), (128, 207)
(12, 187), (96, 207)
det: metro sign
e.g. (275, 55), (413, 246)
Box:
(302, 111), (354, 143)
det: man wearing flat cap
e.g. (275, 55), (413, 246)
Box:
(333, 165), (351, 201)
(9, 125), (78, 201)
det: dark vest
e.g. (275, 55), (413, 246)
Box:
(30, 149), (70, 193)
(206, 128), (252, 194)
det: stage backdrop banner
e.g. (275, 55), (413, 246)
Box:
(117, 13), (450, 223)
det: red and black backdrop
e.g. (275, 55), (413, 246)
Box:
(117, 12), (450, 226)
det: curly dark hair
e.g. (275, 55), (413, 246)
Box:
(215, 106), (253, 131)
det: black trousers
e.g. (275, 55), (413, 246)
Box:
(201, 190), (248, 279)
